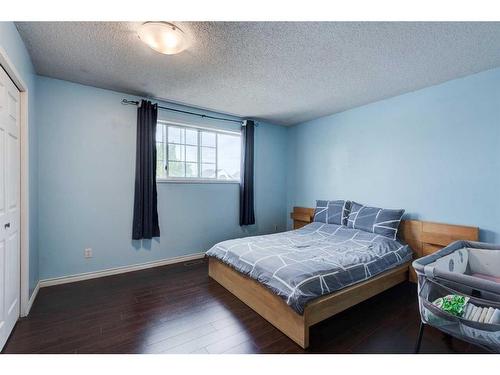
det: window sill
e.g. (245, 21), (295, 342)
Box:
(157, 178), (240, 185)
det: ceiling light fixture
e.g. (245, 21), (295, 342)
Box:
(138, 22), (188, 55)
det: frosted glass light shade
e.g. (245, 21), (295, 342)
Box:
(138, 22), (188, 55)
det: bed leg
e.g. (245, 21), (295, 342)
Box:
(295, 327), (309, 349)
(414, 322), (425, 353)
(302, 326), (309, 349)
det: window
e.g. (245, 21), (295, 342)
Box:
(156, 121), (241, 182)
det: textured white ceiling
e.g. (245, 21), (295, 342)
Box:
(15, 22), (500, 125)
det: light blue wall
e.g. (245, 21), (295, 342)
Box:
(287, 68), (500, 243)
(0, 22), (39, 296)
(36, 76), (287, 280)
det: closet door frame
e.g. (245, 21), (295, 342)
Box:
(0, 46), (30, 317)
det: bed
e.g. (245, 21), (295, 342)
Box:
(207, 206), (479, 348)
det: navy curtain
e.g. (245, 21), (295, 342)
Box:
(239, 120), (255, 226)
(132, 100), (160, 239)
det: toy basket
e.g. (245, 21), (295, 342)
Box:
(413, 240), (500, 353)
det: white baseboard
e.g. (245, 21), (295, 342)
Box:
(39, 252), (206, 288)
(22, 281), (40, 317)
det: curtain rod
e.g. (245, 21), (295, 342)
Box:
(122, 99), (246, 125)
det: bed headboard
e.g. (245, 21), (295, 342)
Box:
(290, 207), (315, 229)
(398, 220), (478, 258)
(290, 206), (479, 281)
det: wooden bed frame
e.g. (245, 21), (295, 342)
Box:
(208, 207), (479, 349)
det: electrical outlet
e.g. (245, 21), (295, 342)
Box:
(84, 248), (93, 258)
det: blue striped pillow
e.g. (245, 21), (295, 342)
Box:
(347, 202), (404, 239)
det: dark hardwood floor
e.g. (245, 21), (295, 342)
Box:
(2, 258), (486, 354)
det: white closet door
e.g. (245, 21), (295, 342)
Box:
(0, 65), (20, 350)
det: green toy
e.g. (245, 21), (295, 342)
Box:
(433, 294), (470, 317)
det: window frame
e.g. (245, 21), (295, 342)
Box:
(156, 120), (242, 184)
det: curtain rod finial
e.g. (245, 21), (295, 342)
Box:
(122, 99), (140, 106)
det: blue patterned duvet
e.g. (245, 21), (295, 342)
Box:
(206, 222), (413, 314)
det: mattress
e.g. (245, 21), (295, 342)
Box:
(206, 222), (413, 314)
